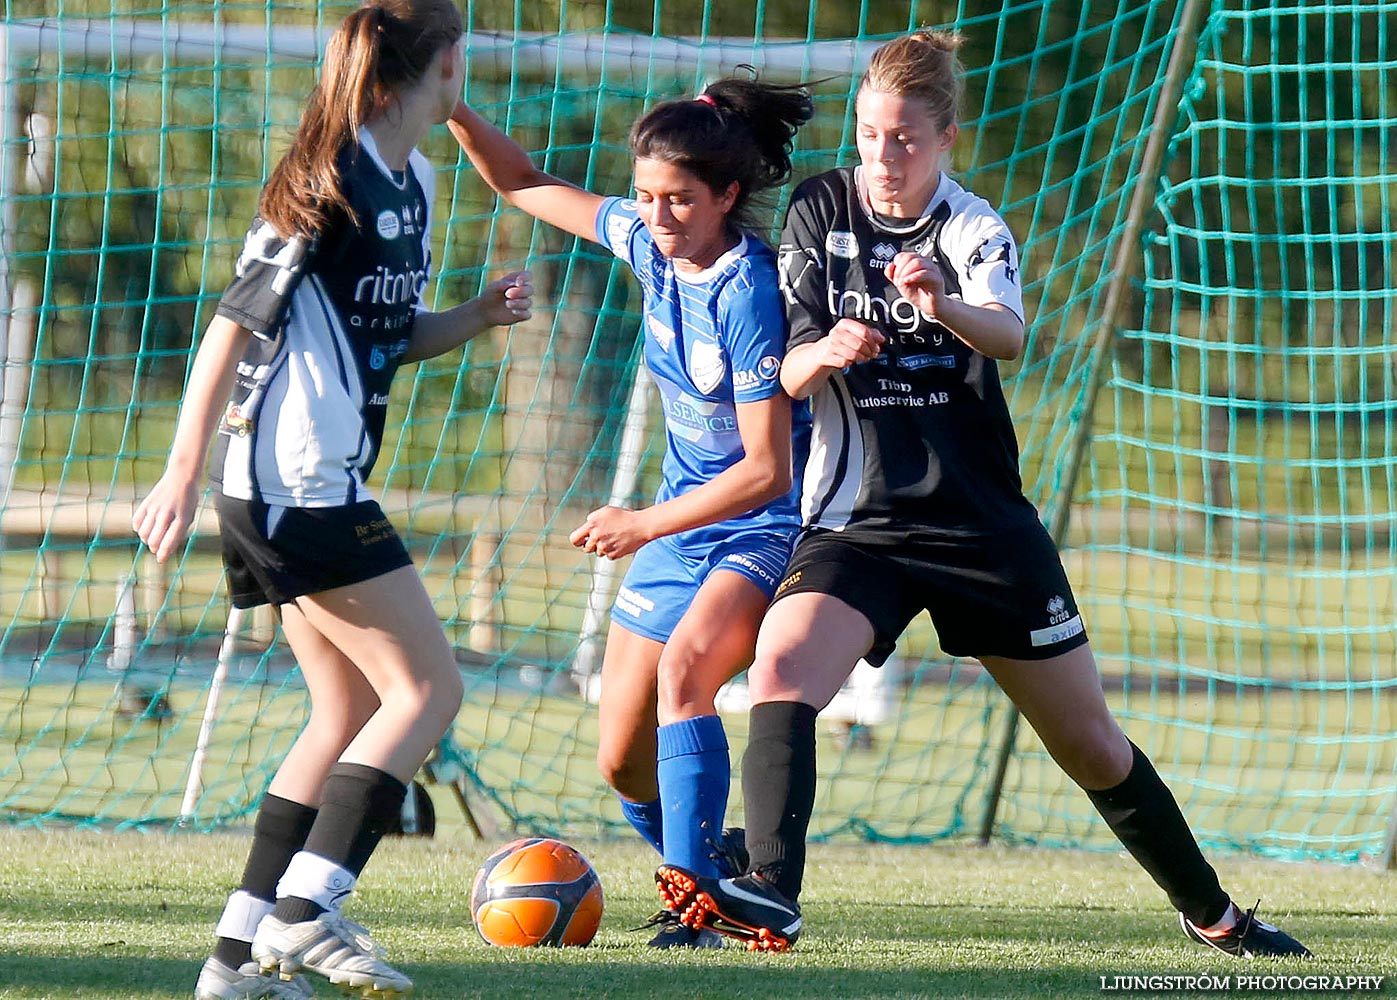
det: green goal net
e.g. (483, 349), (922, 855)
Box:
(1, 0), (1394, 865)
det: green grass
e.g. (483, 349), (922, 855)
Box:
(5, 672), (1396, 859)
(0, 826), (1391, 1000)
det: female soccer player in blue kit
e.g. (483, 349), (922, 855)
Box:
(449, 79), (813, 946)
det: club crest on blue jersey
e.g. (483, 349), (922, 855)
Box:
(688, 338), (726, 395)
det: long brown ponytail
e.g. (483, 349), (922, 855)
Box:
(258, 0), (464, 238)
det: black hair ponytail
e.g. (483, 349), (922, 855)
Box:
(629, 69), (815, 232)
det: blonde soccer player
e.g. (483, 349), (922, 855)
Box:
(658, 29), (1311, 961)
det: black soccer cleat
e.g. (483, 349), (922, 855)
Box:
(635, 909), (724, 950)
(709, 827), (749, 878)
(1180, 902), (1312, 958)
(656, 865), (801, 952)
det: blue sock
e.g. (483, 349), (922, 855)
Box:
(619, 795), (664, 855)
(656, 714), (730, 878)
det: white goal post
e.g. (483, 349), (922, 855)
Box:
(0, 14), (875, 533)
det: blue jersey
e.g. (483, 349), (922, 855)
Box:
(596, 196), (808, 552)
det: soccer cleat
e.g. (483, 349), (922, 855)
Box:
(252, 913), (413, 998)
(1179, 902), (1312, 958)
(709, 826), (750, 878)
(194, 956), (314, 1000)
(635, 909), (724, 949)
(656, 865), (801, 952)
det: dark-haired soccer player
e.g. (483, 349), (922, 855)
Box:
(449, 76), (814, 947)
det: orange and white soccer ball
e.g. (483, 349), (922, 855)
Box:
(470, 838), (604, 947)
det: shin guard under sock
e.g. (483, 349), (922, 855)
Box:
(656, 715), (730, 878)
(213, 793), (317, 966)
(272, 764), (406, 924)
(1085, 741), (1230, 926)
(741, 701), (817, 902)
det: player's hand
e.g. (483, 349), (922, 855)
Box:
(569, 505), (652, 560)
(886, 251), (945, 316)
(132, 472), (200, 564)
(479, 270), (533, 327)
(819, 318), (885, 369)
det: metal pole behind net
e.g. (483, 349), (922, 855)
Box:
(178, 606), (247, 826)
(570, 368), (653, 698)
(976, 0), (1214, 845)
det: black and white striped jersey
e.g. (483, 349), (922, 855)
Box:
(210, 131), (433, 507)
(778, 165), (1039, 535)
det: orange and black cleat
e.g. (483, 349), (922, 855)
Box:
(656, 865), (801, 952)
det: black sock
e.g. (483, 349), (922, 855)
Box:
(272, 764), (406, 924)
(211, 939), (255, 970)
(1085, 741), (1230, 926)
(741, 701), (817, 902)
(213, 794), (318, 968)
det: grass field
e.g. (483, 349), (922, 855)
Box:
(0, 826), (1392, 1000)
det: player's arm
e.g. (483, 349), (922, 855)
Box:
(447, 102), (604, 245)
(132, 315), (252, 562)
(777, 187), (884, 399)
(780, 322), (884, 400)
(403, 270), (534, 363)
(886, 251), (1024, 360)
(570, 394), (794, 560)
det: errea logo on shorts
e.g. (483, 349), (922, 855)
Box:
(1031, 596), (1084, 648)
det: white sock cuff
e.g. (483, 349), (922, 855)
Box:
(214, 890), (274, 942)
(276, 851), (357, 913)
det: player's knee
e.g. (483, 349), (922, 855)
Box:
(306, 697), (378, 751)
(655, 665), (714, 719)
(596, 746), (650, 799)
(383, 663), (462, 729)
(1052, 717), (1131, 788)
(746, 646), (809, 703)
(427, 666), (464, 726)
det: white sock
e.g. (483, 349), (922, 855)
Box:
(275, 851), (357, 914)
(214, 890), (273, 942)
(1199, 901), (1239, 934)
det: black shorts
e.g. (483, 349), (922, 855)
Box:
(216, 494), (413, 609)
(772, 522), (1089, 665)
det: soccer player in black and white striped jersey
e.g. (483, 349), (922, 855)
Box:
(134, 3), (530, 996)
(659, 29), (1310, 960)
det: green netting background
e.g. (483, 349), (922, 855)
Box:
(1, 0), (1393, 864)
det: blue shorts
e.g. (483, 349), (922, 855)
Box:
(610, 529), (797, 644)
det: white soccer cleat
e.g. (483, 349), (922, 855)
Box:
(252, 913), (413, 998)
(194, 956), (315, 999)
